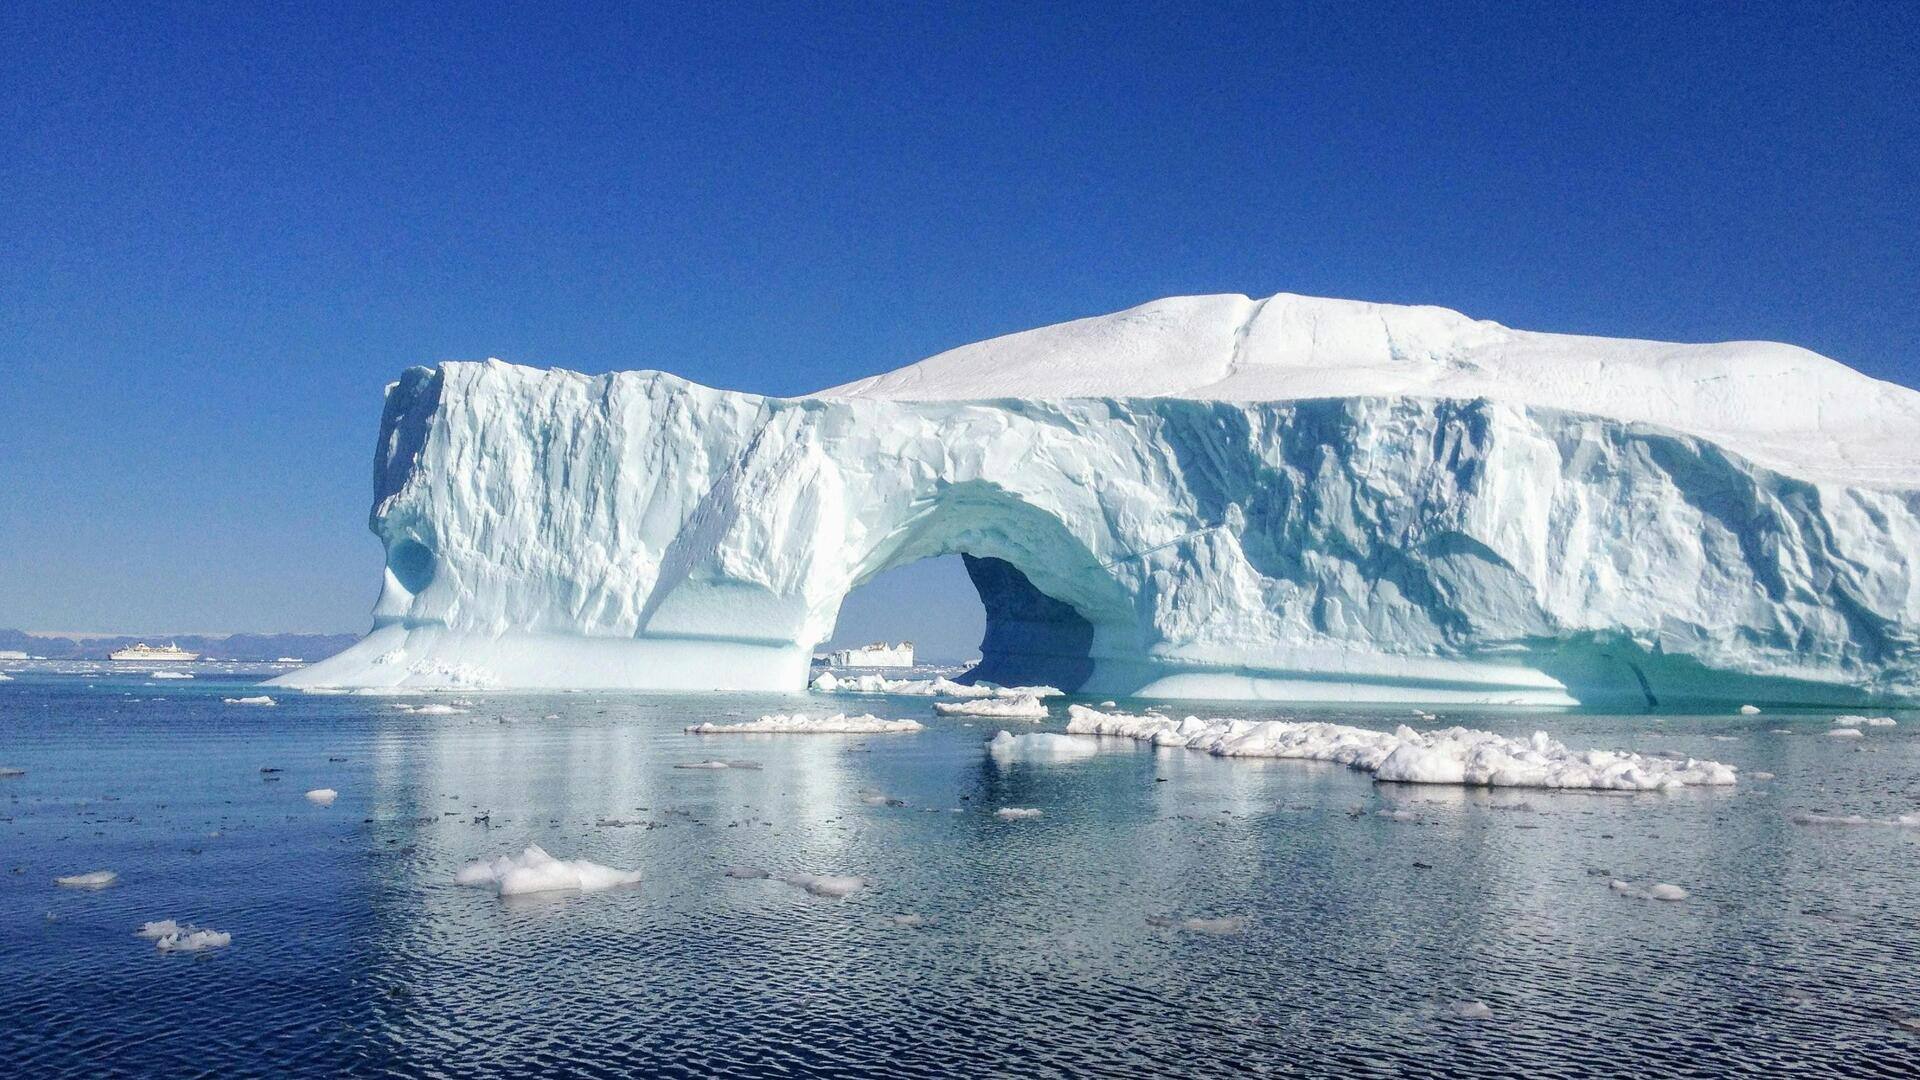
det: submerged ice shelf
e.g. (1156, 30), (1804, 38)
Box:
(280, 292), (1920, 705)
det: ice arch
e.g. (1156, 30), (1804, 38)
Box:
(821, 484), (1129, 690)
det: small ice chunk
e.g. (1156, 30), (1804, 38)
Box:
(55, 870), (118, 889)
(0, 767), (24, 778)
(150, 671), (193, 680)
(1826, 728), (1866, 739)
(156, 929), (231, 952)
(455, 845), (641, 896)
(780, 873), (868, 898)
(995, 807), (1043, 820)
(411, 703), (466, 715)
(1749, 771), (1775, 781)
(674, 760), (736, 770)
(1738, 705), (1761, 715)
(223, 696), (276, 706)
(1609, 879), (1688, 901)
(1451, 1000), (1493, 1020)
(987, 730), (1099, 762)
(305, 788), (339, 806)
(889, 913), (935, 928)
(1146, 914), (1249, 935)
(935, 694), (1048, 720)
(1791, 811), (1920, 828)
(135, 919), (182, 939)
(687, 713), (923, 734)
(1832, 715), (1895, 727)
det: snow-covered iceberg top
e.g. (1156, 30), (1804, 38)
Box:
(822, 292), (1920, 485)
(1063, 705), (1737, 791)
(687, 712), (923, 734)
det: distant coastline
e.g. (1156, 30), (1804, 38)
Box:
(0, 628), (358, 662)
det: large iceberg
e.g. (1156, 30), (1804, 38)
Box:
(279, 293), (1920, 706)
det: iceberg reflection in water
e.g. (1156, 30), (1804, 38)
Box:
(3, 673), (1919, 1076)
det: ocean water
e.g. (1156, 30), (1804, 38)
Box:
(3, 667), (1919, 1078)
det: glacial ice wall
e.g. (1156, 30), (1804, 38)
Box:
(282, 294), (1920, 705)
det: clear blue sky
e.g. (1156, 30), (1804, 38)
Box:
(1, 2), (1915, 653)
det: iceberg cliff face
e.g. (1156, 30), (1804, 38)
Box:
(281, 293), (1920, 705)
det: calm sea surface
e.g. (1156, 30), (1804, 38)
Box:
(3, 665), (1918, 1078)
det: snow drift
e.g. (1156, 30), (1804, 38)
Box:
(279, 292), (1920, 705)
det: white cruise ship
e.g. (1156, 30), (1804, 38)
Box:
(108, 642), (200, 662)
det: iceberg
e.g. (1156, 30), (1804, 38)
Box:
(276, 293), (1920, 705)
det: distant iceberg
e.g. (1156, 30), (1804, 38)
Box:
(277, 293), (1920, 705)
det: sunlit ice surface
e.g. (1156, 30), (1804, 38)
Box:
(4, 668), (1919, 1076)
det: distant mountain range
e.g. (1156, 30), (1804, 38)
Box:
(0, 628), (360, 662)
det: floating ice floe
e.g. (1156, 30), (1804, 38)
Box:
(1451, 1000), (1494, 1020)
(0, 672), (12, 682)
(812, 671), (1061, 699)
(1832, 715), (1896, 727)
(1792, 811), (1920, 828)
(1146, 914), (1249, 935)
(935, 694), (1049, 720)
(223, 696), (276, 707)
(1609, 879), (1689, 901)
(995, 807), (1043, 820)
(389, 702), (467, 715)
(455, 845), (641, 896)
(0, 766), (24, 778)
(686, 712), (923, 734)
(55, 870), (118, 889)
(889, 913), (935, 928)
(1739, 705), (1762, 715)
(1826, 728), (1866, 739)
(135, 920), (182, 939)
(156, 928), (232, 952)
(780, 873), (868, 898)
(1062, 706), (1737, 790)
(305, 788), (338, 806)
(150, 671), (193, 680)
(987, 730), (1101, 762)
